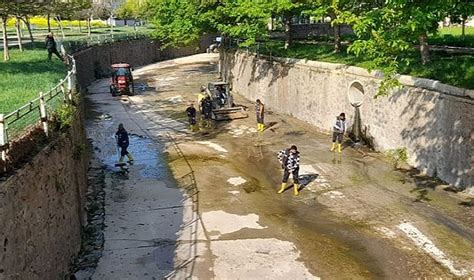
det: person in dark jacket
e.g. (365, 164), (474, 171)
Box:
(255, 99), (265, 132)
(186, 103), (198, 131)
(330, 113), (346, 153)
(277, 145), (300, 196)
(201, 96), (213, 128)
(115, 124), (134, 163)
(45, 32), (62, 61)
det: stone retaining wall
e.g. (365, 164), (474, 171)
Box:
(0, 102), (89, 280)
(221, 50), (473, 191)
(74, 36), (215, 86)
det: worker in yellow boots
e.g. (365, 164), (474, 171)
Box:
(198, 86), (207, 111)
(277, 145), (300, 196)
(186, 103), (198, 132)
(330, 112), (346, 153)
(255, 99), (265, 132)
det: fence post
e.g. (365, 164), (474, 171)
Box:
(0, 114), (8, 170)
(39, 92), (49, 137)
(0, 114), (7, 147)
(67, 71), (75, 101)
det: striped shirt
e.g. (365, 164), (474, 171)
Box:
(277, 149), (300, 171)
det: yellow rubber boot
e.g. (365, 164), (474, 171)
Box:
(127, 153), (134, 162)
(294, 184), (299, 196)
(119, 156), (124, 163)
(278, 183), (286, 194)
(257, 124), (261, 131)
(337, 144), (342, 153)
(330, 143), (336, 151)
(260, 124), (265, 131)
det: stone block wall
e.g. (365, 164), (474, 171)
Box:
(221, 50), (473, 190)
(74, 36), (215, 86)
(0, 104), (89, 280)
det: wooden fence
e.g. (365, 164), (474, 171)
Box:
(0, 54), (77, 169)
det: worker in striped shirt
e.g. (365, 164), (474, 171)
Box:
(330, 113), (346, 153)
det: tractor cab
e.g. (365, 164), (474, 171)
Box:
(110, 63), (134, 96)
(207, 81), (233, 109)
(206, 81), (247, 121)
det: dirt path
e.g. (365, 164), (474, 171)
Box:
(85, 53), (473, 279)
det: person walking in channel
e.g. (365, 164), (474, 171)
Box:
(330, 113), (346, 153)
(255, 99), (265, 132)
(45, 32), (62, 61)
(116, 124), (134, 163)
(186, 103), (198, 131)
(201, 95), (213, 128)
(277, 145), (300, 196)
(198, 85), (207, 113)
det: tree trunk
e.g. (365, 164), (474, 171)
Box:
(79, 20), (82, 33)
(419, 32), (430, 65)
(55, 16), (65, 39)
(461, 18), (466, 42)
(2, 16), (10, 61)
(87, 17), (91, 37)
(284, 13), (292, 50)
(15, 16), (23, 52)
(334, 23), (341, 53)
(47, 14), (51, 32)
(21, 16), (34, 44)
(110, 15), (114, 36)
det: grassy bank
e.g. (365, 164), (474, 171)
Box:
(0, 46), (66, 114)
(430, 26), (474, 47)
(258, 42), (474, 89)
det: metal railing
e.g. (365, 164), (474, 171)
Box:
(60, 31), (151, 54)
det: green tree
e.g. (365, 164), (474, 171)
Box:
(0, 0), (13, 60)
(116, 0), (146, 28)
(145, 0), (202, 47)
(215, 0), (271, 47)
(271, 0), (307, 49)
(335, 0), (452, 96)
(447, 0), (474, 41)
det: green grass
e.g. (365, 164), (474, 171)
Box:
(438, 26), (474, 37)
(258, 41), (474, 89)
(0, 45), (66, 114)
(429, 26), (474, 48)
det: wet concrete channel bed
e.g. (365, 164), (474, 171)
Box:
(80, 53), (474, 279)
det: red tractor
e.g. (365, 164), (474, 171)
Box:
(110, 63), (134, 96)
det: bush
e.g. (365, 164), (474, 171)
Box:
(385, 148), (409, 168)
